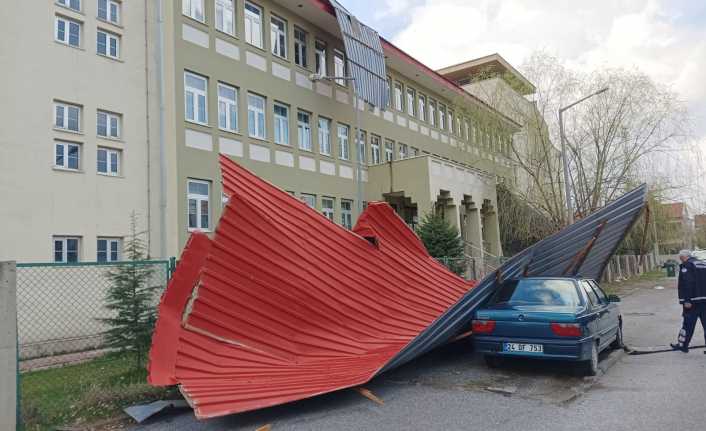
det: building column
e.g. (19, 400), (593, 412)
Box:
(0, 261), (17, 431)
(483, 202), (503, 257)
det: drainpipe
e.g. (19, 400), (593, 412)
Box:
(156, 0), (167, 258)
(143, 0), (152, 255)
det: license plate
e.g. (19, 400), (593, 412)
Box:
(503, 343), (543, 354)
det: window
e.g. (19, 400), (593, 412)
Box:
(300, 193), (316, 209)
(337, 124), (349, 160)
(97, 110), (120, 138)
(410, 146), (419, 157)
(215, 0), (234, 35)
(464, 119), (470, 141)
(98, 0), (120, 24)
(581, 281), (601, 307)
(448, 109), (454, 133)
(244, 2), (263, 48)
(398, 143), (408, 159)
(418, 94), (426, 122)
(322, 197), (335, 221)
(217, 83), (238, 132)
(341, 200), (353, 229)
(406, 88), (416, 116)
(55, 141), (81, 170)
(270, 15), (287, 59)
(439, 104), (446, 130)
(318, 117), (331, 155)
(247, 93), (266, 139)
(57, 0), (81, 12)
(356, 130), (366, 164)
(97, 30), (120, 59)
(187, 179), (210, 231)
(182, 0), (205, 22)
(273, 103), (289, 145)
(491, 279), (581, 308)
(384, 139), (394, 162)
(370, 135), (381, 165)
(297, 111), (312, 151)
(393, 82), (403, 111)
(54, 237), (80, 263)
(457, 115), (463, 136)
(55, 16), (81, 47)
(55, 102), (81, 132)
(315, 40), (327, 76)
(429, 99), (436, 127)
(294, 27), (307, 68)
(385, 76), (392, 109)
(184, 72), (208, 125)
(97, 238), (120, 262)
(333, 50), (345, 85)
(97, 147), (120, 175)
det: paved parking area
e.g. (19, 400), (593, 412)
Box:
(132, 277), (706, 431)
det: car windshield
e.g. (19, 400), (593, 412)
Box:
(489, 279), (582, 307)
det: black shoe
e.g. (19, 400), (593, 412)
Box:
(670, 343), (689, 353)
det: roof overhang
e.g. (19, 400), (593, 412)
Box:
(437, 53), (536, 96)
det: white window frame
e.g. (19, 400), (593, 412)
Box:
(270, 15), (287, 59)
(55, 16), (81, 48)
(356, 130), (366, 164)
(97, 110), (121, 139)
(429, 100), (436, 127)
(97, 237), (121, 262)
(187, 179), (211, 231)
(418, 94), (426, 122)
(341, 200), (353, 229)
(318, 117), (331, 156)
(98, 0), (120, 24)
(217, 82), (239, 132)
(53, 236), (81, 263)
(300, 193), (316, 209)
(97, 147), (121, 176)
(273, 103), (289, 146)
(398, 143), (409, 160)
(448, 109), (455, 133)
(244, 2), (263, 48)
(294, 26), (308, 69)
(315, 40), (327, 77)
(97, 30), (120, 59)
(384, 139), (394, 162)
(439, 104), (446, 130)
(54, 102), (81, 132)
(394, 82), (403, 111)
(57, 0), (81, 12)
(184, 71), (208, 125)
(54, 140), (81, 171)
(338, 124), (349, 161)
(321, 197), (335, 221)
(406, 87), (416, 117)
(215, 0), (235, 35)
(182, 0), (205, 22)
(247, 93), (266, 139)
(297, 110), (312, 151)
(333, 50), (346, 86)
(370, 135), (381, 165)
(410, 146), (419, 157)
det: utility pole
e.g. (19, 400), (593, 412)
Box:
(559, 87), (609, 225)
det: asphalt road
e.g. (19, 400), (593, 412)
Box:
(132, 277), (706, 431)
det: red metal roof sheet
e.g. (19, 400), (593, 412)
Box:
(148, 155), (475, 418)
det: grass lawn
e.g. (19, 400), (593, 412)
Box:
(20, 353), (179, 431)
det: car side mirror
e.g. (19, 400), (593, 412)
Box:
(607, 294), (621, 303)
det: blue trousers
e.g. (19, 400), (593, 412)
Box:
(677, 302), (706, 349)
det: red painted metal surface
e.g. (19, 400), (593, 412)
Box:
(148, 155), (475, 419)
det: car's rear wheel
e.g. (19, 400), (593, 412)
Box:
(581, 342), (599, 376)
(610, 322), (624, 350)
(484, 355), (502, 368)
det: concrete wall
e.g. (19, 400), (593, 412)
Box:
(0, 262), (17, 431)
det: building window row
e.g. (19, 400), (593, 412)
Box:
(55, 11), (122, 60)
(53, 236), (122, 263)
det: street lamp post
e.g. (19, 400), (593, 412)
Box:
(309, 74), (364, 216)
(559, 87), (609, 225)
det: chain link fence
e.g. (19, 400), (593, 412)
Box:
(16, 260), (173, 430)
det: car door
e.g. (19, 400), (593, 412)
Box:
(580, 280), (610, 343)
(589, 280), (620, 344)
(579, 280), (602, 339)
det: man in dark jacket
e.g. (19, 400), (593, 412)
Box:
(671, 250), (706, 353)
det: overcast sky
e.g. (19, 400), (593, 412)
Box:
(342, 0), (705, 205)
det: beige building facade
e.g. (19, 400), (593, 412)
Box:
(2, 0), (535, 263)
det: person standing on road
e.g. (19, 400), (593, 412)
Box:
(671, 249), (706, 353)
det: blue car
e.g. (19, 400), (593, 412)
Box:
(472, 277), (622, 376)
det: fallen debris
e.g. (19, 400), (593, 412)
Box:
(354, 387), (385, 405)
(124, 400), (189, 423)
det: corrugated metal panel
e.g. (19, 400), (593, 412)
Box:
(148, 156), (475, 418)
(381, 184), (648, 372)
(329, 0), (388, 108)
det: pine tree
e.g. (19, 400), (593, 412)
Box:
(416, 212), (465, 275)
(100, 212), (158, 368)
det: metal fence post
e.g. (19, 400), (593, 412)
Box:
(0, 261), (18, 431)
